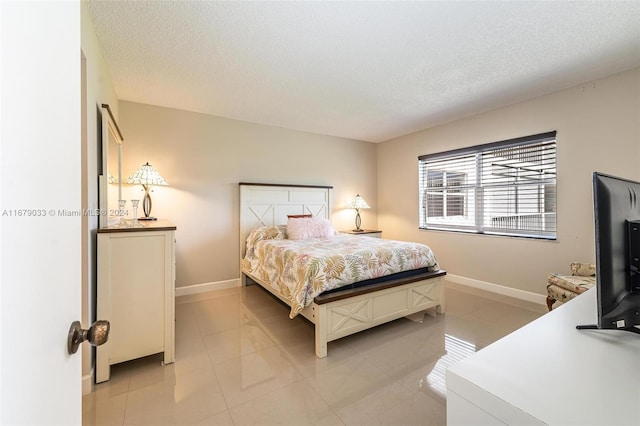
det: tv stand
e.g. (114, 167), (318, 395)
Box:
(576, 323), (640, 334)
(447, 288), (640, 425)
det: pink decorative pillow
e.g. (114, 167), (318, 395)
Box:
(287, 217), (335, 240)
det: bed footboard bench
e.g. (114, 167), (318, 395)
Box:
(303, 270), (446, 357)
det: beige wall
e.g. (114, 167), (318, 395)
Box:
(378, 68), (640, 295)
(118, 101), (377, 288)
(81, 2), (119, 392)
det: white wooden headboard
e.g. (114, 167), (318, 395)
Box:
(239, 183), (332, 258)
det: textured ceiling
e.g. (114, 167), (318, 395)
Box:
(86, 1), (640, 143)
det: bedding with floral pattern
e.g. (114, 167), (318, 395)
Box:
(242, 225), (440, 318)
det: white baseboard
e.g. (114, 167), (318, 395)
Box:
(174, 274), (546, 305)
(175, 278), (241, 297)
(82, 369), (93, 395)
(446, 274), (547, 306)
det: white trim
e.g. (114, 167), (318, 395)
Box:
(175, 278), (240, 297)
(82, 369), (93, 395)
(446, 273), (546, 305)
(175, 275), (547, 306)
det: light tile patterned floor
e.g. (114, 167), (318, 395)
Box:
(83, 281), (546, 425)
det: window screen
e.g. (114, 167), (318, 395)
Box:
(419, 131), (556, 239)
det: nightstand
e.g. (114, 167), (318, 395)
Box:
(341, 229), (382, 238)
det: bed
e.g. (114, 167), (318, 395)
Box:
(239, 182), (446, 358)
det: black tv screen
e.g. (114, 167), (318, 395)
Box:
(578, 172), (640, 333)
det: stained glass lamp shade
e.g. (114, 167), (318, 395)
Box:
(125, 162), (168, 220)
(347, 194), (370, 232)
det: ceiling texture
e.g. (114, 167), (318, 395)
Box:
(86, 1), (640, 143)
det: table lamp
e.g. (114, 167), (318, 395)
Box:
(125, 162), (168, 220)
(347, 194), (370, 232)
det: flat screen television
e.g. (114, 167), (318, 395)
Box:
(576, 172), (640, 334)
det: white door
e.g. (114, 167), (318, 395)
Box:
(1, 1), (81, 424)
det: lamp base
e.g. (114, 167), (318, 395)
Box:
(351, 229), (364, 232)
(138, 217), (158, 221)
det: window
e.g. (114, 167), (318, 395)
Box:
(419, 131), (556, 239)
(426, 170), (466, 219)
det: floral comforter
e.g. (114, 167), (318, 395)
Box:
(241, 225), (440, 318)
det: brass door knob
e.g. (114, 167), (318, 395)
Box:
(67, 320), (110, 355)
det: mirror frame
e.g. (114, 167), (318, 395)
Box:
(98, 103), (124, 228)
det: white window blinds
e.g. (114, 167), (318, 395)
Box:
(419, 131), (557, 239)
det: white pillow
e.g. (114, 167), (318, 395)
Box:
(287, 217), (335, 240)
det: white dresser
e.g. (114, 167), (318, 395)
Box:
(96, 220), (176, 383)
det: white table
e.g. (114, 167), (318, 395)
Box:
(446, 288), (640, 425)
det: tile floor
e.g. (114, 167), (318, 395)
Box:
(83, 281), (547, 425)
